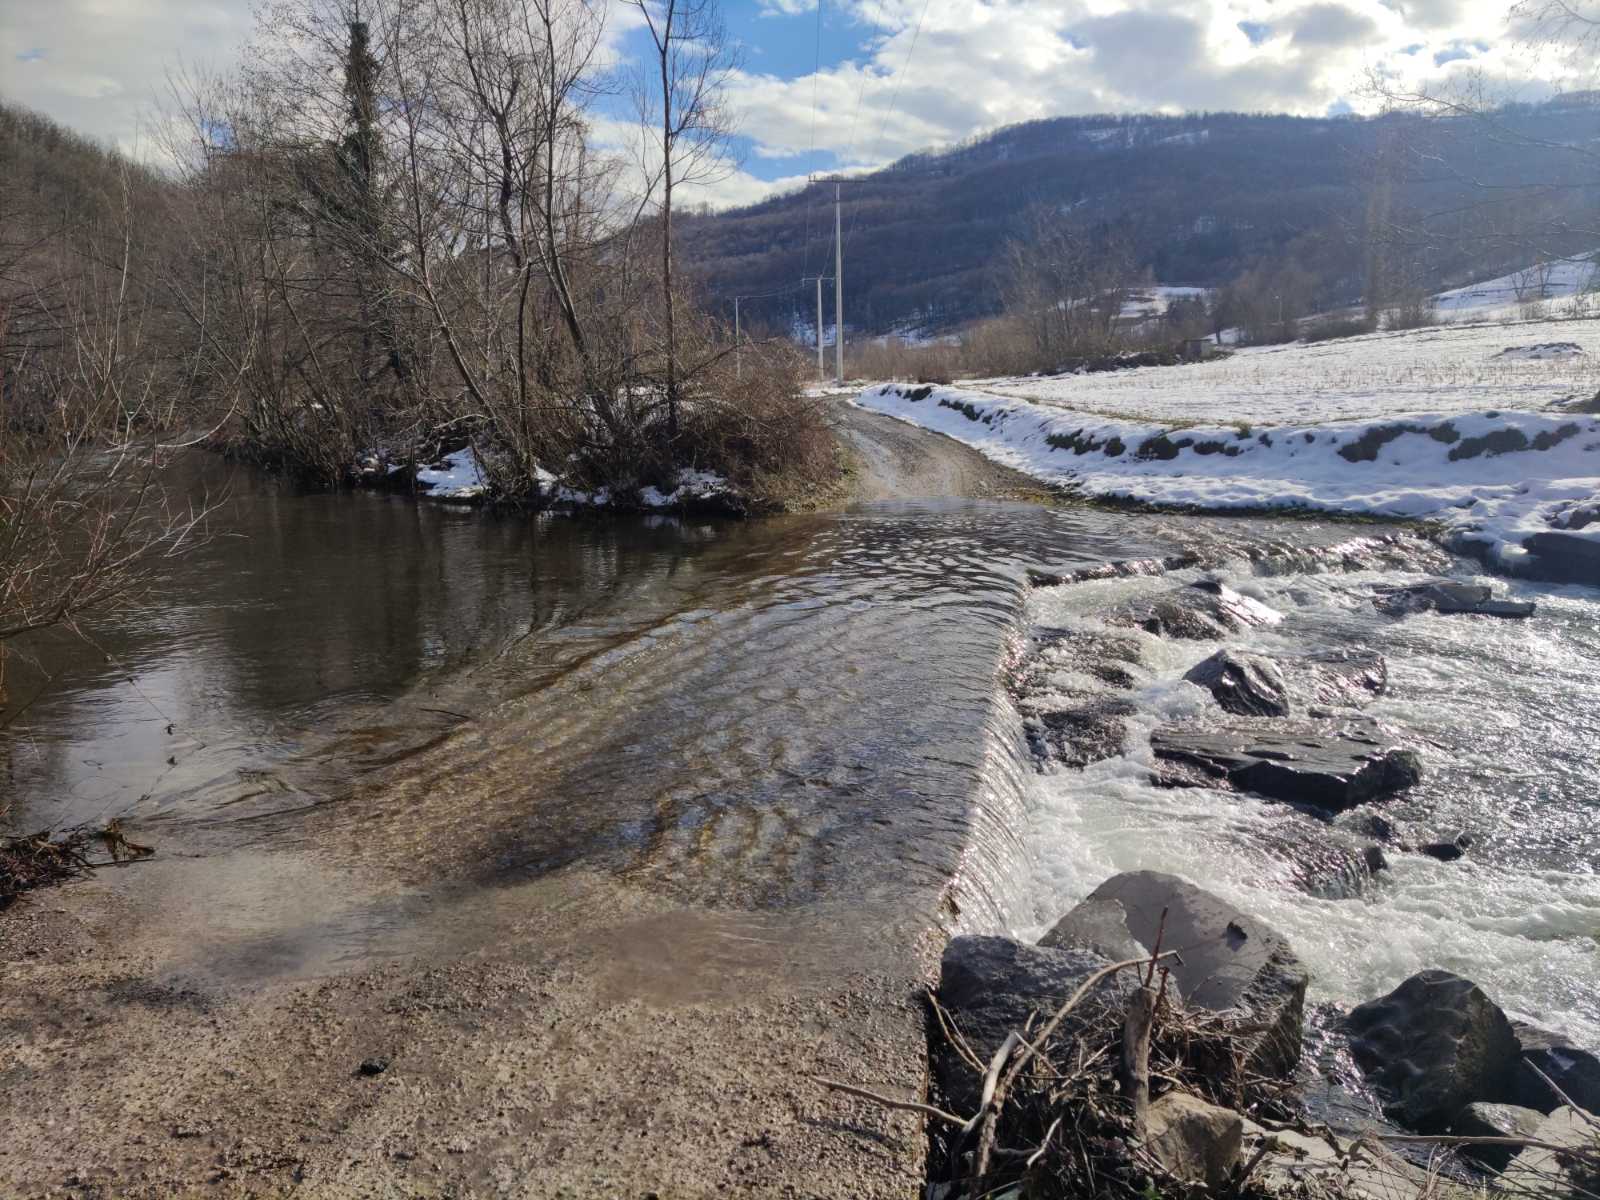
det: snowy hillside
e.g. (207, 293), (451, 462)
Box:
(1434, 254), (1600, 323)
(855, 318), (1600, 570)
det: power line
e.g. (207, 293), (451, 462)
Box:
(866, 0), (933, 171)
(844, 0), (934, 254)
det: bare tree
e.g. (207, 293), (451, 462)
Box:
(628, 0), (739, 446)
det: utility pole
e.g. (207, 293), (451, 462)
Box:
(834, 182), (844, 384)
(810, 175), (876, 387)
(801, 275), (830, 378)
(734, 295), (741, 380)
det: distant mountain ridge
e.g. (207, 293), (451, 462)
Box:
(680, 102), (1600, 337)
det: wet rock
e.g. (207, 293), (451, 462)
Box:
(1012, 629), (1144, 768)
(1511, 1022), (1600, 1115)
(934, 936), (1132, 1115)
(1417, 834), (1472, 863)
(1523, 530), (1600, 586)
(1501, 1107), (1596, 1196)
(1243, 533), (1454, 578)
(1110, 580), (1283, 640)
(1144, 1091), (1243, 1187)
(1151, 716), (1422, 812)
(358, 1056), (390, 1077)
(1029, 553), (1200, 587)
(1451, 1101), (1545, 1170)
(1037, 896), (1147, 962)
(1024, 702), (1133, 768)
(1373, 580), (1536, 619)
(1184, 650), (1290, 717)
(1256, 826), (1385, 898)
(1295, 650), (1388, 709)
(1359, 814), (1399, 842)
(1184, 648), (1389, 718)
(1042, 871), (1308, 1074)
(1012, 628), (1143, 695)
(1346, 970), (1521, 1131)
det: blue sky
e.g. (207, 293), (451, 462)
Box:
(0, 0), (1565, 209)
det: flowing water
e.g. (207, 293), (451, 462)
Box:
(4, 452), (1597, 1052)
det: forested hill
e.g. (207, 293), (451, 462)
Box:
(679, 103), (1600, 337)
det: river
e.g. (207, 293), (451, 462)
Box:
(2, 426), (1597, 1194)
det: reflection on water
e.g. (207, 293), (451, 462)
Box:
(1, 455), (1173, 936)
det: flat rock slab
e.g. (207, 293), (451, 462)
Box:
(1512, 1021), (1600, 1114)
(1346, 970), (1521, 1131)
(1151, 716), (1422, 811)
(1040, 871), (1309, 1074)
(1373, 579), (1536, 619)
(1452, 1101), (1546, 1170)
(1501, 1107), (1597, 1195)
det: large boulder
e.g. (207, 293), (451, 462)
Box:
(1040, 872), (1308, 1074)
(1144, 1092), (1243, 1188)
(1512, 1022), (1600, 1115)
(1151, 716), (1422, 811)
(1345, 971), (1521, 1131)
(934, 936), (1133, 1116)
(1523, 530), (1600, 586)
(1037, 896), (1149, 963)
(1451, 1101), (1546, 1170)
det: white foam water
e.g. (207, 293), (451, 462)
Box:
(1015, 563), (1600, 1046)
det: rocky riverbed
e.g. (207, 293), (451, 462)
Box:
(916, 523), (1600, 1199)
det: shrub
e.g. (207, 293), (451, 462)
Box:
(1302, 315), (1376, 343)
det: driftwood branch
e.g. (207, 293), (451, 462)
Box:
(1121, 985), (1156, 1135)
(810, 1077), (967, 1127)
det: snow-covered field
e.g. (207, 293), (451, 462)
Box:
(969, 317), (1600, 426)
(855, 320), (1600, 569)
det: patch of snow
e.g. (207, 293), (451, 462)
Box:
(639, 468), (731, 508)
(416, 447), (488, 500)
(854, 379), (1600, 568)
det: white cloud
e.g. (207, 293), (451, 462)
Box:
(722, 0), (1565, 183)
(0, 0), (254, 157)
(0, 0), (1574, 210)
